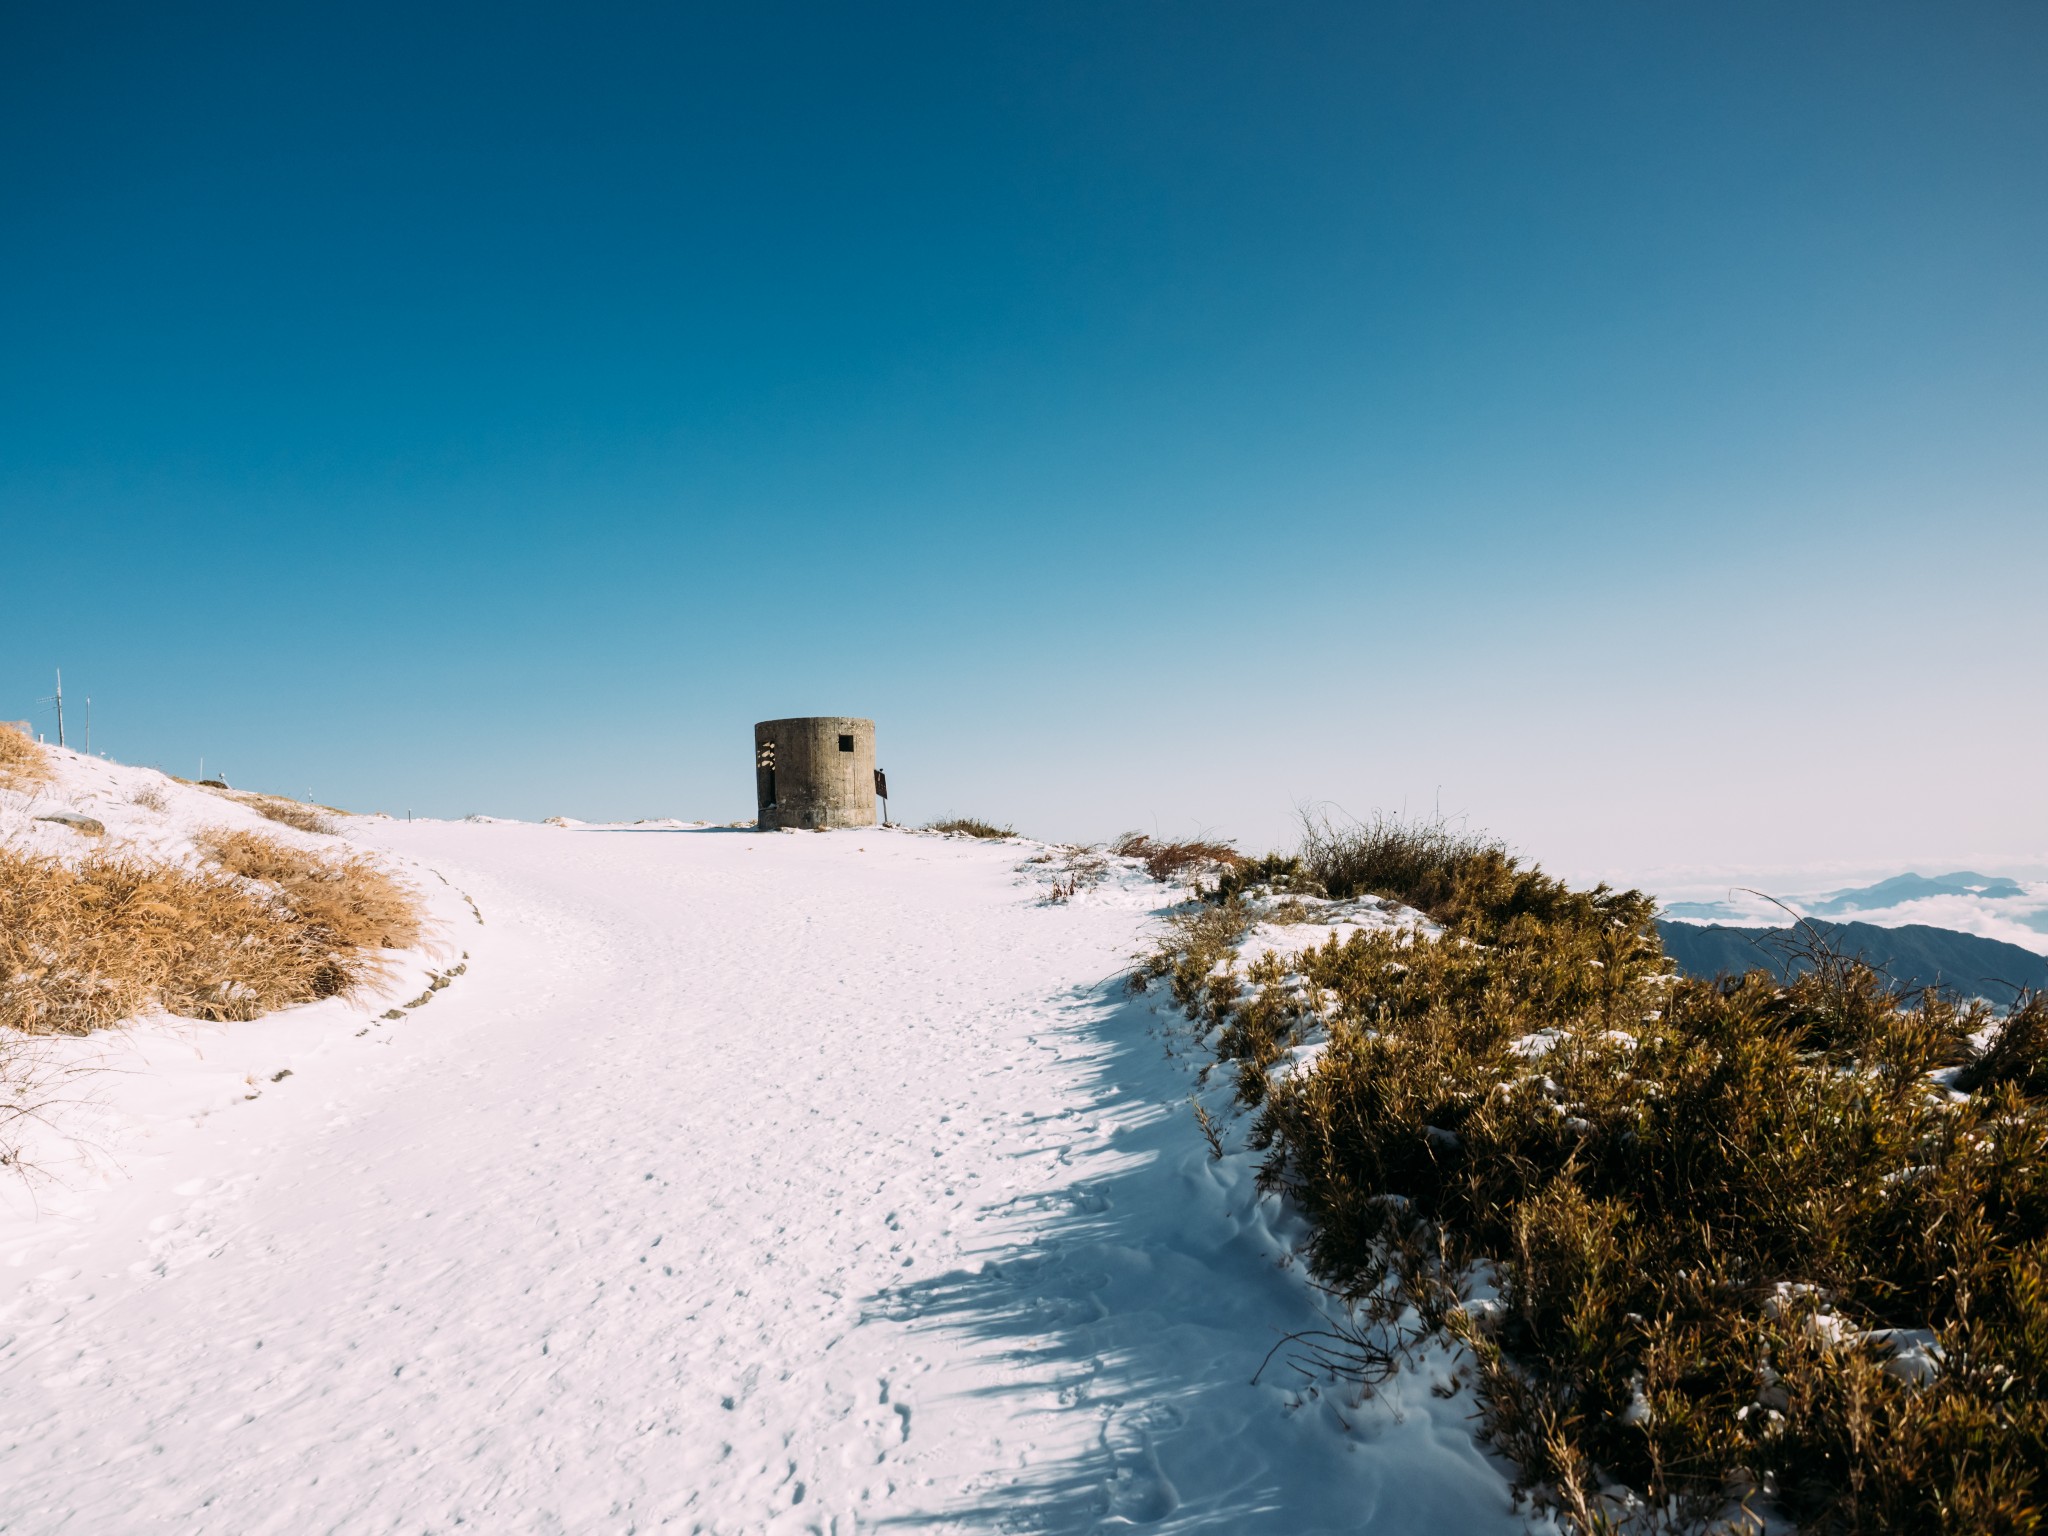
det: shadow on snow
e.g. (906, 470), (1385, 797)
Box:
(857, 980), (1512, 1536)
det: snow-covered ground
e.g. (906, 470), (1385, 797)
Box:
(0, 800), (1523, 1533)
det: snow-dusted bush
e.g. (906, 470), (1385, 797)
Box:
(1146, 820), (2048, 1533)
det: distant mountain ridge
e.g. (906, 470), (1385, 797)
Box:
(1807, 870), (2028, 915)
(1656, 918), (2048, 1007)
(1658, 867), (2045, 935)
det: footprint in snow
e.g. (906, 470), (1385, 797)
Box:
(1101, 1428), (1179, 1524)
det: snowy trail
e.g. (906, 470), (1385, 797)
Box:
(0, 825), (1517, 1533)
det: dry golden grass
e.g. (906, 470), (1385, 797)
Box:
(0, 831), (421, 1036)
(197, 784), (346, 835)
(194, 829), (420, 952)
(0, 723), (50, 789)
(925, 817), (1015, 839)
(248, 798), (338, 834)
(1111, 831), (1249, 883)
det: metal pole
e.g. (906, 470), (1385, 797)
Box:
(53, 669), (64, 748)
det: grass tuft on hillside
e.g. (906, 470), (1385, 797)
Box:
(0, 723), (50, 790)
(924, 817), (1015, 839)
(1111, 831), (1248, 883)
(1144, 814), (2048, 1533)
(0, 831), (422, 1036)
(195, 783), (347, 835)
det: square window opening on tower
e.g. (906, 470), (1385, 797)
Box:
(838, 734), (854, 752)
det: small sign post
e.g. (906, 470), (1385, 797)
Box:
(874, 769), (890, 826)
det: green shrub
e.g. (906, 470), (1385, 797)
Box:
(1295, 809), (1653, 943)
(1131, 898), (1255, 1029)
(1149, 817), (2048, 1532)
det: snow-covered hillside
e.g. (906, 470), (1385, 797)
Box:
(2, 741), (381, 867)
(0, 802), (1524, 1532)
(0, 744), (474, 1189)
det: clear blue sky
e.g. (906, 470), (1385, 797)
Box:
(5, 1), (2044, 879)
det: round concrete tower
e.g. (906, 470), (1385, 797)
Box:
(754, 717), (877, 830)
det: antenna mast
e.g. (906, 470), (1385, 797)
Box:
(39, 669), (66, 747)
